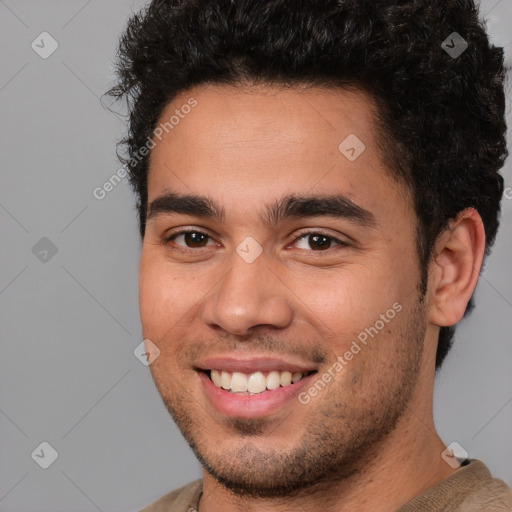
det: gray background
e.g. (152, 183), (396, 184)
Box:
(0, 1), (510, 510)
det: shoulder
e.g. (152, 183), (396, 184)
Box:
(139, 480), (203, 512)
(399, 460), (512, 511)
(464, 462), (512, 511)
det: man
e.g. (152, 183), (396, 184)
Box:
(107, 0), (511, 510)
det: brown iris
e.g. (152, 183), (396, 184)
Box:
(307, 234), (332, 250)
(183, 232), (209, 248)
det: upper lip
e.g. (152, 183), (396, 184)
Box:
(195, 356), (318, 374)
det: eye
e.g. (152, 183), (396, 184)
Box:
(163, 230), (217, 249)
(162, 229), (347, 253)
(293, 232), (345, 251)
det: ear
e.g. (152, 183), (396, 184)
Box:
(427, 208), (486, 327)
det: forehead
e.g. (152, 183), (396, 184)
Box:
(146, 83), (410, 223)
(149, 83), (378, 172)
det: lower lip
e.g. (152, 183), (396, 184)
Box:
(198, 371), (317, 418)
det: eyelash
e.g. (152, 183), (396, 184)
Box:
(161, 228), (347, 253)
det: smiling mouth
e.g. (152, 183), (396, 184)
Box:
(202, 369), (318, 395)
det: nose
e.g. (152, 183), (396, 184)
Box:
(201, 250), (294, 336)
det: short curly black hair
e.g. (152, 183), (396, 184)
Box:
(107, 0), (508, 369)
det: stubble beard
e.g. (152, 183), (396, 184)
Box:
(154, 300), (426, 499)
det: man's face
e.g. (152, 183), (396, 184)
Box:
(139, 84), (428, 497)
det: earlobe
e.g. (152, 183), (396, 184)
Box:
(427, 208), (486, 328)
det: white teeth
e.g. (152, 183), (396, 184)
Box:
(292, 372), (303, 383)
(211, 369), (221, 387)
(266, 371), (281, 390)
(247, 371), (267, 393)
(231, 372), (248, 392)
(280, 371), (292, 387)
(209, 369), (311, 394)
(220, 371), (232, 390)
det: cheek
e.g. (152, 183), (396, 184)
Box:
(296, 266), (398, 331)
(294, 264), (412, 380)
(138, 254), (194, 375)
(138, 252), (183, 331)
(138, 250), (217, 338)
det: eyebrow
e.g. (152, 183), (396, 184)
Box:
(147, 191), (376, 228)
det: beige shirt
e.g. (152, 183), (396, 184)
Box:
(140, 460), (512, 511)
